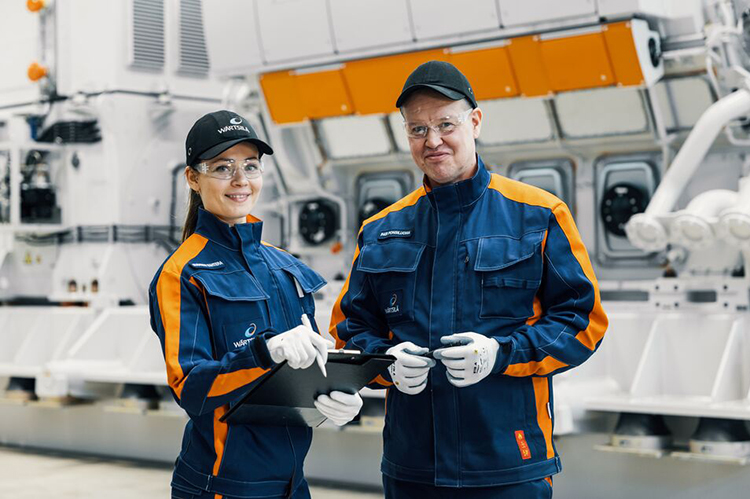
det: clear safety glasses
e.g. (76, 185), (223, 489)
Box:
(193, 159), (264, 180)
(403, 108), (473, 139)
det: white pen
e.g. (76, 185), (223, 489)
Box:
(301, 314), (327, 377)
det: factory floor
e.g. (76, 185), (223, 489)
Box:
(0, 445), (383, 498)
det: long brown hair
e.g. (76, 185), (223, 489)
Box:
(182, 187), (203, 242)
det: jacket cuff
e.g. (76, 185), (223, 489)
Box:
(491, 336), (515, 374)
(250, 335), (275, 369)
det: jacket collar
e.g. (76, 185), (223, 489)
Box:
(424, 155), (490, 210)
(194, 208), (263, 250)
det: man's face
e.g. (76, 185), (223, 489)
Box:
(401, 91), (482, 187)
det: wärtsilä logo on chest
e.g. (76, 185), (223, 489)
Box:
(379, 229), (412, 239)
(233, 323), (257, 348)
(384, 293), (400, 315)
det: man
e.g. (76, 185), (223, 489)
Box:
(330, 61), (608, 498)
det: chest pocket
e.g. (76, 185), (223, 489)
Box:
(358, 241), (426, 325)
(475, 232), (544, 320)
(193, 270), (271, 354)
(278, 263), (326, 318)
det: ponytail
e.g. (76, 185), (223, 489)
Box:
(182, 188), (203, 242)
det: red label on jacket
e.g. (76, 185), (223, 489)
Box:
(515, 430), (532, 460)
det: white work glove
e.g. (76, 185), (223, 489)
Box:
(314, 391), (364, 426)
(434, 332), (499, 388)
(266, 317), (333, 369)
(386, 342), (436, 395)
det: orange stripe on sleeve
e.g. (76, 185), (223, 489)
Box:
(532, 377), (555, 459)
(490, 175), (607, 376)
(208, 367), (269, 398)
(156, 234), (209, 399)
(540, 228), (549, 254)
(505, 356), (568, 377)
(329, 243), (360, 349)
(526, 296), (543, 326)
(213, 405), (229, 477)
(371, 374), (393, 387)
(551, 204), (608, 351)
(524, 229), (548, 327)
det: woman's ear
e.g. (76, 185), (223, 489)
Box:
(185, 166), (200, 194)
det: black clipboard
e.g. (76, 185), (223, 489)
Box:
(220, 350), (394, 427)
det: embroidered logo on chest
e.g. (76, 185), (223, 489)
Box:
(384, 293), (400, 315)
(233, 323), (257, 348)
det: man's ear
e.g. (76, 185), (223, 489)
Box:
(471, 107), (483, 139)
(185, 166), (200, 193)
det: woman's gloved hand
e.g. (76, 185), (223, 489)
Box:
(266, 319), (333, 369)
(386, 342), (436, 395)
(434, 332), (499, 387)
(314, 391), (364, 426)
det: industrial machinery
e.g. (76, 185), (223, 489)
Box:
(3, 1), (750, 497)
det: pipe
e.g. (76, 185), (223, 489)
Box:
(627, 89), (750, 251)
(719, 176), (750, 248)
(647, 89), (750, 215)
(671, 189), (739, 249)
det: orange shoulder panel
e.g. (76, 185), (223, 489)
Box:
(487, 173), (561, 210)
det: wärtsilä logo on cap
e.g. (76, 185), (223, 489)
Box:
(218, 116), (250, 134)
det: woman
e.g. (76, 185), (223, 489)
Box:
(149, 110), (363, 499)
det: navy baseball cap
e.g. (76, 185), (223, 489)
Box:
(185, 110), (273, 166)
(395, 61), (477, 109)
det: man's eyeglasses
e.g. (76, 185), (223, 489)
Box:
(193, 159), (264, 180)
(403, 108), (473, 139)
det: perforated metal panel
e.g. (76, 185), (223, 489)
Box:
(178, 0), (210, 76)
(129, 0), (165, 71)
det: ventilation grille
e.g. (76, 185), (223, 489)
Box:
(178, 0), (210, 77)
(130, 0), (165, 71)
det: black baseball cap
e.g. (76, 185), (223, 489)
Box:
(185, 110), (273, 166)
(395, 61), (477, 109)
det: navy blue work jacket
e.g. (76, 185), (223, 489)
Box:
(149, 208), (326, 498)
(331, 157), (608, 487)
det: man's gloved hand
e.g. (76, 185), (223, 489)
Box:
(266, 321), (333, 369)
(434, 332), (499, 387)
(385, 342), (436, 395)
(314, 391), (364, 426)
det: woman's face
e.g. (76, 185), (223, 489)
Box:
(186, 142), (263, 226)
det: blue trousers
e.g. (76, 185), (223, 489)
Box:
(170, 472), (311, 499)
(383, 475), (553, 499)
